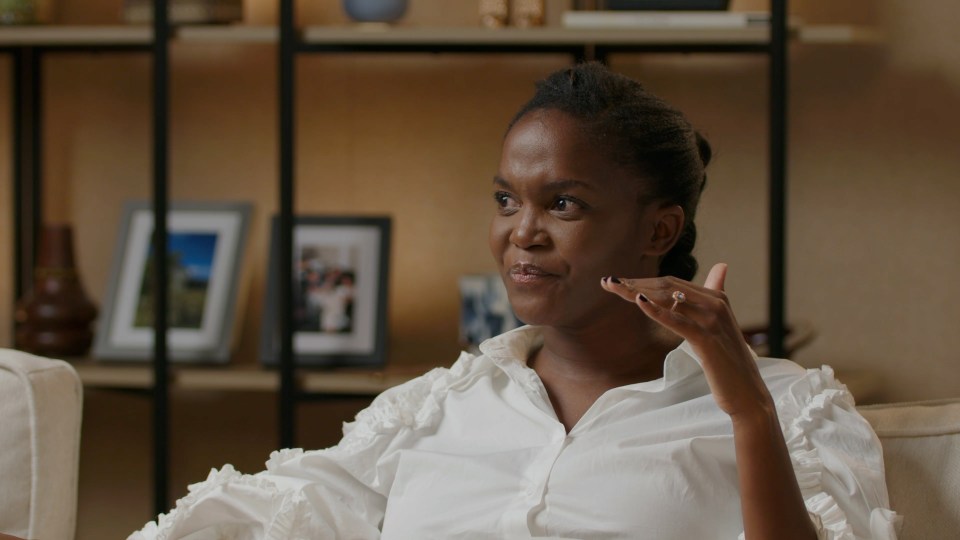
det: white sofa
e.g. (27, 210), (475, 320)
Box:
(859, 398), (960, 539)
(0, 349), (83, 540)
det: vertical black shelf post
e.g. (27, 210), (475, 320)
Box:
(279, 0), (297, 449)
(12, 46), (42, 305)
(151, 0), (172, 515)
(768, 0), (788, 358)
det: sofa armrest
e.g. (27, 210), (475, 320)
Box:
(0, 349), (83, 540)
(859, 399), (960, 540)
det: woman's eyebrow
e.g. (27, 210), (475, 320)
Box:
(545, 178), (595, 192)
(492, 176), (595, 192)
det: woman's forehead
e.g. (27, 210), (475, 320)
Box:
(501, 110), (649, 198)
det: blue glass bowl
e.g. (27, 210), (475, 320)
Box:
(342, 0), (409, 23)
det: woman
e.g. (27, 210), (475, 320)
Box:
(131, 63), (898, 539)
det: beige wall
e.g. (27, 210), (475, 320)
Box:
(1, 1), (959, 536)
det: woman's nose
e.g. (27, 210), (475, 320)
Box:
(509, 209), (548, 249)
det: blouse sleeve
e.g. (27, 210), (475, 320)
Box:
(775, 366), (902, 540)
(127, 362), (464, 540)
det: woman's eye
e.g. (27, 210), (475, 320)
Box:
(493, 191), (518, 210)
(552, 196), (584, 213)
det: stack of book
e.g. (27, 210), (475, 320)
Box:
(562, 10), (769, 29)
(123, 0), (243, 24)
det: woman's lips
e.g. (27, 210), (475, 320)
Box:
(508, 263), (557, 285)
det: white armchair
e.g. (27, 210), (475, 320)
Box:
(859, 398), (960, 539)
(0, 349), (83, 540)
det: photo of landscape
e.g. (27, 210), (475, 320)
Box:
(134, 232), (219, 329)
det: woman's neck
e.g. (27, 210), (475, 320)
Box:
(533, 315), (678, 385)
(528, 317), (679, 432)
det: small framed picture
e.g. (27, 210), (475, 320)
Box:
(260, 216), (391, 368)
(94, 201), (252, 363)
(459, 273), (522, 350)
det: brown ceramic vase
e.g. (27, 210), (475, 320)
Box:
(15, 224), (98, 357)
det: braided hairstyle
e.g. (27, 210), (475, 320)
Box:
(507, 62), (711, 281)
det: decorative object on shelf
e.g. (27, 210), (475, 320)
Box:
(458, 273), (522, 352)
(93, 201), (251, 363)
(0, 0), (34, 24)
(479, 0), (509, 28)
(14, 224), (98, 357)
(601, 0), (729, 9)
(341, 0), (408, 24)
(260, 216), (392, 369)
(122, 0), (243, 25)
(511, 0), (545, 27)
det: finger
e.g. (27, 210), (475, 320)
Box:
(602, 276), (721, 312)
(600, 276), (643, 303)
(635, 292), (701, 338)
(703, 263), (728, 292)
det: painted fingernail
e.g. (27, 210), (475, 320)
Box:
(609, 277), (622, 284)
(638, 294), (649, 303)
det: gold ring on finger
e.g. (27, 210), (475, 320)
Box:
(670, 290), (687, 312)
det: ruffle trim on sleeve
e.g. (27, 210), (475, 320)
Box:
(138, 464), (320, 540)
(266, 447), (305, 471)
(338, 351), (478, 453)
(776, 366), (861, 540)
(263, 491), (318, 540)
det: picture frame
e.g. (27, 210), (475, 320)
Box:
(260, 216), (391, 368)
(458, 273), (523, 351)
(93, 201), (251, 363)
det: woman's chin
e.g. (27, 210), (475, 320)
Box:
(507, 301), (552, 328)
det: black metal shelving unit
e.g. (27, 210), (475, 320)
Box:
(2, 18), (171, 515)
(5, 0), (790, 518)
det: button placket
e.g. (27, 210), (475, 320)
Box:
(526, 429), (569, 501)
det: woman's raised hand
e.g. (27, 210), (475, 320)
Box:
(600, 263), (774, 420)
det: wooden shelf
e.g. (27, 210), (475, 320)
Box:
(0, 25), (151, 46)
(72, 358), (433, 396)
(796, 25), (884, 45)
(302, 25), (771, 46)
(0, 23), (882, 49)
(176, 25), (277, 43)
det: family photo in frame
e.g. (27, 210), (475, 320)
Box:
(260, 216), (391, 368)
(93, 201), (251, 363)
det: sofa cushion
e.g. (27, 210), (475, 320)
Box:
(859, 399), (960, 540)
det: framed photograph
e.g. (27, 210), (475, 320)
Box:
(94, 201), (251, 363)
(458, 273), (522, 351)
(260, 216), (391, 368)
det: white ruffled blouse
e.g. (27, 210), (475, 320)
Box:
(130, 326), (900, 539)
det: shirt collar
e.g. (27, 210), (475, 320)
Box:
(478, 326), (708, 393)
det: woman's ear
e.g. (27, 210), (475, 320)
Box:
(645, 205), (685, 256)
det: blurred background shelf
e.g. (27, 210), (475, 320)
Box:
(72, 357), (432, 395)
(0, 23), (881, 47)
(0, 25), (151, 46)
(302, 25), (771, 46)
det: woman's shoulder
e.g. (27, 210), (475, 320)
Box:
(757, 357), (851, 401)
(341, 351), (495, 444)
(755, 357), (859, 430)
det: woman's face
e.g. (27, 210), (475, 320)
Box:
(489, 109), (673, 329)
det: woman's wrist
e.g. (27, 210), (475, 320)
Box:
(729, 396), (779, 432)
